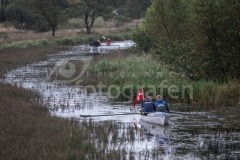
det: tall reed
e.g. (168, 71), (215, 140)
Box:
(88, 52), (240, 110)
(0, 83), (143, 159)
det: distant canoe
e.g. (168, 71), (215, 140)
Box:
(73, 40), (136, 55)
(89, 46), (107, 54)
(89, 45), (121, 54)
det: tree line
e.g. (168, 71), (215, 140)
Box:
(134, 0), (240, 82)
(0, 0), (151, 35)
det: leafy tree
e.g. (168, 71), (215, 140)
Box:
(68, 0), (115, 34)
(5, 3), (33, 29)
(0, 7), (6, 22)
(138, 0), (240, 81)
(0, 0), (8, 7)
(102, 5), (115, 26)
(28, 14), (51, 32)
(33, 0), (68, 36)
(126, 0), (151, 19)
(188, 0), (240, 80)
(133, 26), (152, 52)
(4, 0), (57, 32)
(102, 13), (112, 26)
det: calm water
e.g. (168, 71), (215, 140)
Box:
(2, 41), (240, 160)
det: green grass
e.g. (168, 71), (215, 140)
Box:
(0, 38), (51, 50)
(88, 52), (240, 110)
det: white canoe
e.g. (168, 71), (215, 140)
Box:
(89, 46), (102, 54)
(89, 45), (120, 54)
(140, 112), (170, 125)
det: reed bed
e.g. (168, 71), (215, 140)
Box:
(0, 83), (147, 159)
(88, 52), (240, 111)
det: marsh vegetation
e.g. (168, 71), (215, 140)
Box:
(0, 0), (239, 159)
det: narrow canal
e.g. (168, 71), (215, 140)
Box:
(2, 41), (240, 160)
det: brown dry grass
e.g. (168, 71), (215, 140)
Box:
(0, 46), (70, 78)
(0, 83), (70, 159)
(1, 83), (130, 159)
(0, 19), (142, 45)
(0, 24), (18, 32)
(0, 29), (80, 44)
(92, 19), (142, 33)
(0, 81), (137, 160)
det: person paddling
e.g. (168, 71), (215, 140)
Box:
(141, 96), (155, 115)
(90, 39), (101, 47)
(154, 95), (169, 113)
(105, 38), (112, 46)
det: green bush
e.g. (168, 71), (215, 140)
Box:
(132, 27), (152, 52)
(55, 37), (75, 45)
(61, 18), (85, 29)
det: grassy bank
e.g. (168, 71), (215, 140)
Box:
(0, 83), (144, 159)
(88, 53), (240, 116)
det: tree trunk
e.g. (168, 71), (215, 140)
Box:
(84, 12), (96, 35)
(86, 26), (91, 34)
(51, 25), (55, 36)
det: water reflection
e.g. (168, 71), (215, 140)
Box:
(138, 120), (168, 146)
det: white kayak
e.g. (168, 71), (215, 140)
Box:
(140, 112), (170, 125)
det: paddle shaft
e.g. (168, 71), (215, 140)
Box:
(80, 111), (160, 117)
(170, 111), (208, 118)
(80, 112), (140, 118)
(80, 111), (208, 118)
